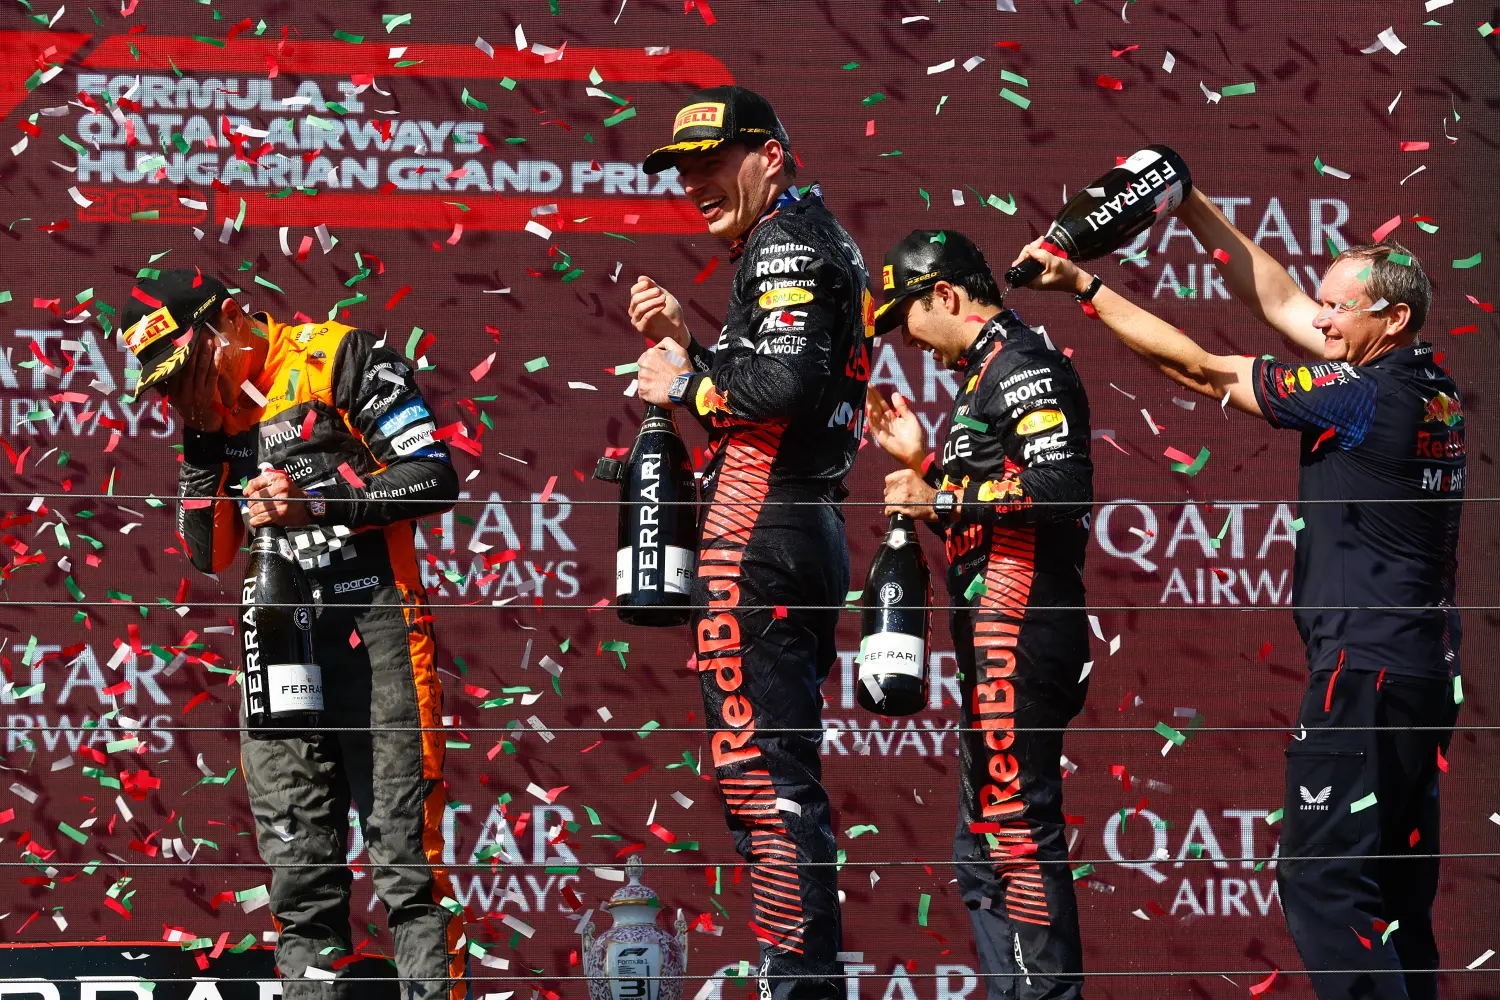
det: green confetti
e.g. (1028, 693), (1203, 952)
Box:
(252, 275), (284, 294)
(861, 93), (885, 106)
(1154, 721), (1187, 745)
(332, 29), (363, 43)
(1071, 864), (1096, 880)
(953, 412), (989, 432)
(603, 106), (638, 127)
(987, 193), (1017, 215)
(613, 362), (640, 375)
(500, 77), (517, 90)
(841, 61), (859, 70)
(0, 290), (11, 304)
(1000, 69), (1029, 87)
(382, 12), (412, 31)
(192, 35), (227, 48)
(1169, 446), (1211, 476)
(1291, 517), (1305, 531)
(963, 574), (988, 600)
(461, 88), (487, 111)
(917, 893), (931, 927)
(845, 824), (879, 838)
(1452, 252), (1482, 269)
(1454, 675), (1463, 705)
(1388, 253), (1413, 267)
(636, 720), (659, 738)
(1414, 220), (1438, 234)
(1381, 918), (1400, 945)
(1349, 792), (1378, 813)
(918, 188), (930, 208)
(1000, 88), (1031, 110)
(524, 356), (549, 373)
(1221, 82), (1257, 97)
(130, 210), (160, 221)
(1479, 22), (1494, 36)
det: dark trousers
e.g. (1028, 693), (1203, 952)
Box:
(950, 526), (1090, 1000)
(1279, 667), (1457, 1000)
(694, 440), (850, 1000)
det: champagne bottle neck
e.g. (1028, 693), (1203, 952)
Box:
(888, 513), (916, 534)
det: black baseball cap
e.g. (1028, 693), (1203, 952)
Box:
(119, 268), (231, 393)
(642, 85), (793, 175)
(872, 230), (994, 336)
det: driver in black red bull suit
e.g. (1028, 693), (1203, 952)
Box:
(866, 231), (1093, 1000)
(626, 86), (873, 1000)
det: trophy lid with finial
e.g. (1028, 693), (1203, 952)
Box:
(604, 854), (661, 910)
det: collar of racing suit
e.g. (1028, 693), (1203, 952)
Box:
(953, 309), (1028, 373)
(729, 183), (822, 259)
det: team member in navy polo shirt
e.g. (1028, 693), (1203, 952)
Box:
(1011, 186), (1463, 1000)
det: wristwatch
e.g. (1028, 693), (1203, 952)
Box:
(1076, 274), (1103, 304)
(667, 371), (694, 405)
(932, 489), (957, 522)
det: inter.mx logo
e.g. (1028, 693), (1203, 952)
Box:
(1299, 785), (1332, 811)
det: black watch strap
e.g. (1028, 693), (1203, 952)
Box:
(1076, 274), (1103, 304)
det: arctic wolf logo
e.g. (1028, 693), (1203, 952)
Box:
(1299, 785), (1332, 810)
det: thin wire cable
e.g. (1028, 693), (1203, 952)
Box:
(9, 854), (1498, 869)
(7, 970), (1495, 984)
(0, 600), (1489, 611)
(1, 490), (1493, 506)
(8, 723), (1488, 733)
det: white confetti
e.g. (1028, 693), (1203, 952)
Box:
(1162, 51), (1175, 73)
(1140, 409), (1160, 435)
(514, 24), (528, 51)
(567, 381), (599, 391)
(475, 36), (495, 58)
(672, 791), (694, 809)
(10, 782), (38, 804)
(1079, 661), (1094, 681)
(597, 705), (613, 722)
(527, 782), (553, 803)
(315, 223), (334, 254)
(1376, 26), (1406, 54)
(303, 967), (336, 980)
(1387, 91), (1402, 115)
(66, 186), (93, 208)
(593, 866), (625, 881)
(1199, 81), (1222, 104)
(1399, 165), (1427, 186)
(927, 59), (956, 75)
(239, 380), (269, 407)
(1109, 382), (1137, 400)
(524, 220), (553, 240)
(1425, 0), (1452, 8)
(901, 15), (930, 22)
(963, 56), (984, 72)
(1320, 162), (1352, 180)
(775, 797), (802, 816)
(538, 655), (563, 677)
(1469, 949), (1496, 969)
(951, 189), (965, 207)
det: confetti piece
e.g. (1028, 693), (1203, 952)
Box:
(525, 356), (550, 373)
(1452, 253), (1482, 269)
(1249, 970), (1279, 996)
(999, 88), (1031, 110)
(1162, 51), (1175, 72)
(1350, 792), (1378, 813)
(1371, 216), (1403, 242)
(525, 220), (554, 240)
(1221, 82), (1256, 96)
(917, 893), (931, 926)
(1096, 75), (1124, 91)
(1399, 141), (1430, 152)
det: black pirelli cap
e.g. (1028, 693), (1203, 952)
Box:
(872, 230), (993, 335)
(642, 85), (793, 175)
(118, 268), (230, 392)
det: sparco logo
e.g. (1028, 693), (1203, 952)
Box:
(1299, 785), (1332, 811)
(333, 575), (380, 594)
(879, 582), (903, 605)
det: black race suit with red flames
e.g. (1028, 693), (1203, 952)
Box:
(176, 314), (465, 999)
(927, 312), (1092, 1000)
(676, 185), (872, 1000)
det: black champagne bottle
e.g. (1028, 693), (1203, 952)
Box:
(594, 404), (697, 627)
(857, 514), (932, 716)
(240, 525), (323, 738)
(1006, 144), (1193, 289)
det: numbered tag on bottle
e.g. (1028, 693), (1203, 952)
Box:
(266, 662), (324, 712)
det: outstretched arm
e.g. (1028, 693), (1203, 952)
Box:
(1177, 189), (1325, 355)
(1013, 239), (1265, 420)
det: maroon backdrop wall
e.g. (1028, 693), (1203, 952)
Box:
(1, 1), (1497, 997)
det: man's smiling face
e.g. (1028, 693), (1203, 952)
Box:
(674, 142), (775, 240)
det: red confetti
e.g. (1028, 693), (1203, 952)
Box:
(1409, 828), (1421, 847)
(182, 692), (211, 713)
(1465, 294), (1494, 312)
(1096, 75), (1125, 91)
(649, 822), (678, 844)
(539, 475), (558, 503)
(1371, 215), (1402, 243)
(1311, 426), (1337, 451)
(1436, 745), (1448, 773)
(1111, 44), (1139, 56)
(385, 284), (412, 310)
(1398, 141), (1429, 152)
(693, 256), (721, 283)
(1258, 641), (1273, 662)
(1248, 970), (1278, 996)
(130, 286), (162, 308)
(1450, 325), (1479, 336)
(1212, 248), (1231, 264)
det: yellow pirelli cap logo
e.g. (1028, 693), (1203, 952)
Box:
(125, 306), (179, 355)
(673, 101), (726, 135)
(882, 265), (895, 290)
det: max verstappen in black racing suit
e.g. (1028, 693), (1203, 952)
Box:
(630, 86), (872, 1000)
(120, 268), (466, 999)
(867, 232), (1092, 1000)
